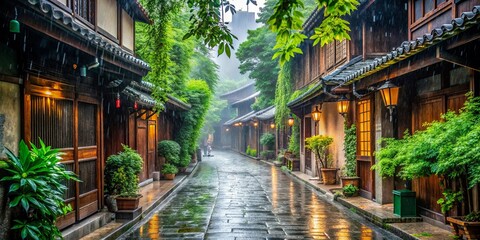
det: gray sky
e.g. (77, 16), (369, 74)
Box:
(224, 0), (265, 22)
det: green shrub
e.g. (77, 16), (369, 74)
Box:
(373, 93), (480, 214)
(158, 140), (181, 165)
(342, 184), (359, 197)
(105, 145), (143, 197)
(246, 145), (257, 157)
(260, 133), (275, 149)
(0, 139), (79, 239)
(161, 163), (179, 175)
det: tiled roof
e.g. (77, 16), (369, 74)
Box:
(256, 106), (275, 121)
(223, 106), (275, 126)
(25, 0), (150, 71)
(341, 5), (480, 85)
(289, 5), (480, 108)
(123, 86), (157, 107)
(231, 92), (260, 107)
(220, 82), (255, 98)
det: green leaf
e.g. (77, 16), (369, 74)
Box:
(225, 44), (231, 58)
(21, 197), (30, 212)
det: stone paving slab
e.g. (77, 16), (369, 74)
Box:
(287, 168), (454, 240)
(388, 222), (454, 240)
(75, 163), (198, 240)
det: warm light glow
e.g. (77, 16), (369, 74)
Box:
(311, 105), (321, 122)
(238, 122), (243, 126)
(45, 90), (52, 96)
(288, 116), (294, 127)
(270, 122), (275, 129)
(253, 121), (258, 127)
(337, 95), (349, 117)
(378, 81), (400, 108)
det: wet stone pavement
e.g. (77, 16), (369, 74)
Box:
(120, 150), (400, 240)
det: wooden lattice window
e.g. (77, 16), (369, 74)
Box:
(74, 0), (95, 24)
(326, 40), (347, 70)
(326, 43), (335, 69)
(413, 0), (447, 22)
(357, 99), (371, 157)
(335, 40), (347, 63)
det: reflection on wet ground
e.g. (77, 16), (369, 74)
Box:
(120, 150), (399, 239)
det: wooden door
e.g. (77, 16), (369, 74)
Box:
(136, 119), (148, 183)
(28, 93), (100, 229)
(148, 120), (156, 178)
(356, 98), (374, 199)
(413, 94), (466, 221)
(77, 101), (100, 221)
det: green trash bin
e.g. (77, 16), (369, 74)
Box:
(393, 189), (416, 217)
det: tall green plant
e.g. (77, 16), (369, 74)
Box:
(274, 61), (292, 129)
(373, 93), (480, 213)
(343, 123), (357, 177)
(175, 80), (212, 168)
(0, 140), (79, 239)
(305, 135), (334, 169)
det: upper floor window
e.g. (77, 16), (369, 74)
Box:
(413, 0), (447, 22)
(74, 0), (95, 25)
(326, 40), (347, 70)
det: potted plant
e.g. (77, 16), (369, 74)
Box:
(373, 94), (480, 239)
(341, 124), (360, 188)
(342, 184), (359, 197)
(161, 163), (178, 180)
(105, 145), (143, 210)
(305, 135), (336, 184)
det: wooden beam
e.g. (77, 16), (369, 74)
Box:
(436, 46), (480, 72)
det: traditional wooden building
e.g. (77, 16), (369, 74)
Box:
(288, 0), (480, 225)
(217, 82), (256, 148)
(288, 0), (409, 191)
(0, 0), (150, 230)
(104, 81), (190, 184)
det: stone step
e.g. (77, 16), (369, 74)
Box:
(61, 211), (115, 240)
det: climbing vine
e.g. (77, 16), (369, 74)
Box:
(274, 61), (292, 129)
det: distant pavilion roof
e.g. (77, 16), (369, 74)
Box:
(231, 92), (260, 107)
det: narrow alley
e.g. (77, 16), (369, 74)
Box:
(120, 151), (399, 239)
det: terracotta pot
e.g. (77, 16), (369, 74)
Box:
(321, 168), (337, 185)
(164, 173), (175, 180)
(116, 195), (142, 210)
(447, 216), (480, 240)
(341, 176), (360, 188)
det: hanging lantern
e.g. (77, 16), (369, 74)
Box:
(10, 19), (20, 33)
(288, 114), (294, 127)
(311, 104), (322, 122)
(134, 101), (138, 110)
(253, 120), (258, 127)
(80, 65), (87, 77)
(270, 122), (275, 129)
(115, 93), (121, 109)
(378, 80), (400, 122)
(337, 95), (350, 117)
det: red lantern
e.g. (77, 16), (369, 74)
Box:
(115, 93), (121, 109)
(134, 101), (138, 110)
